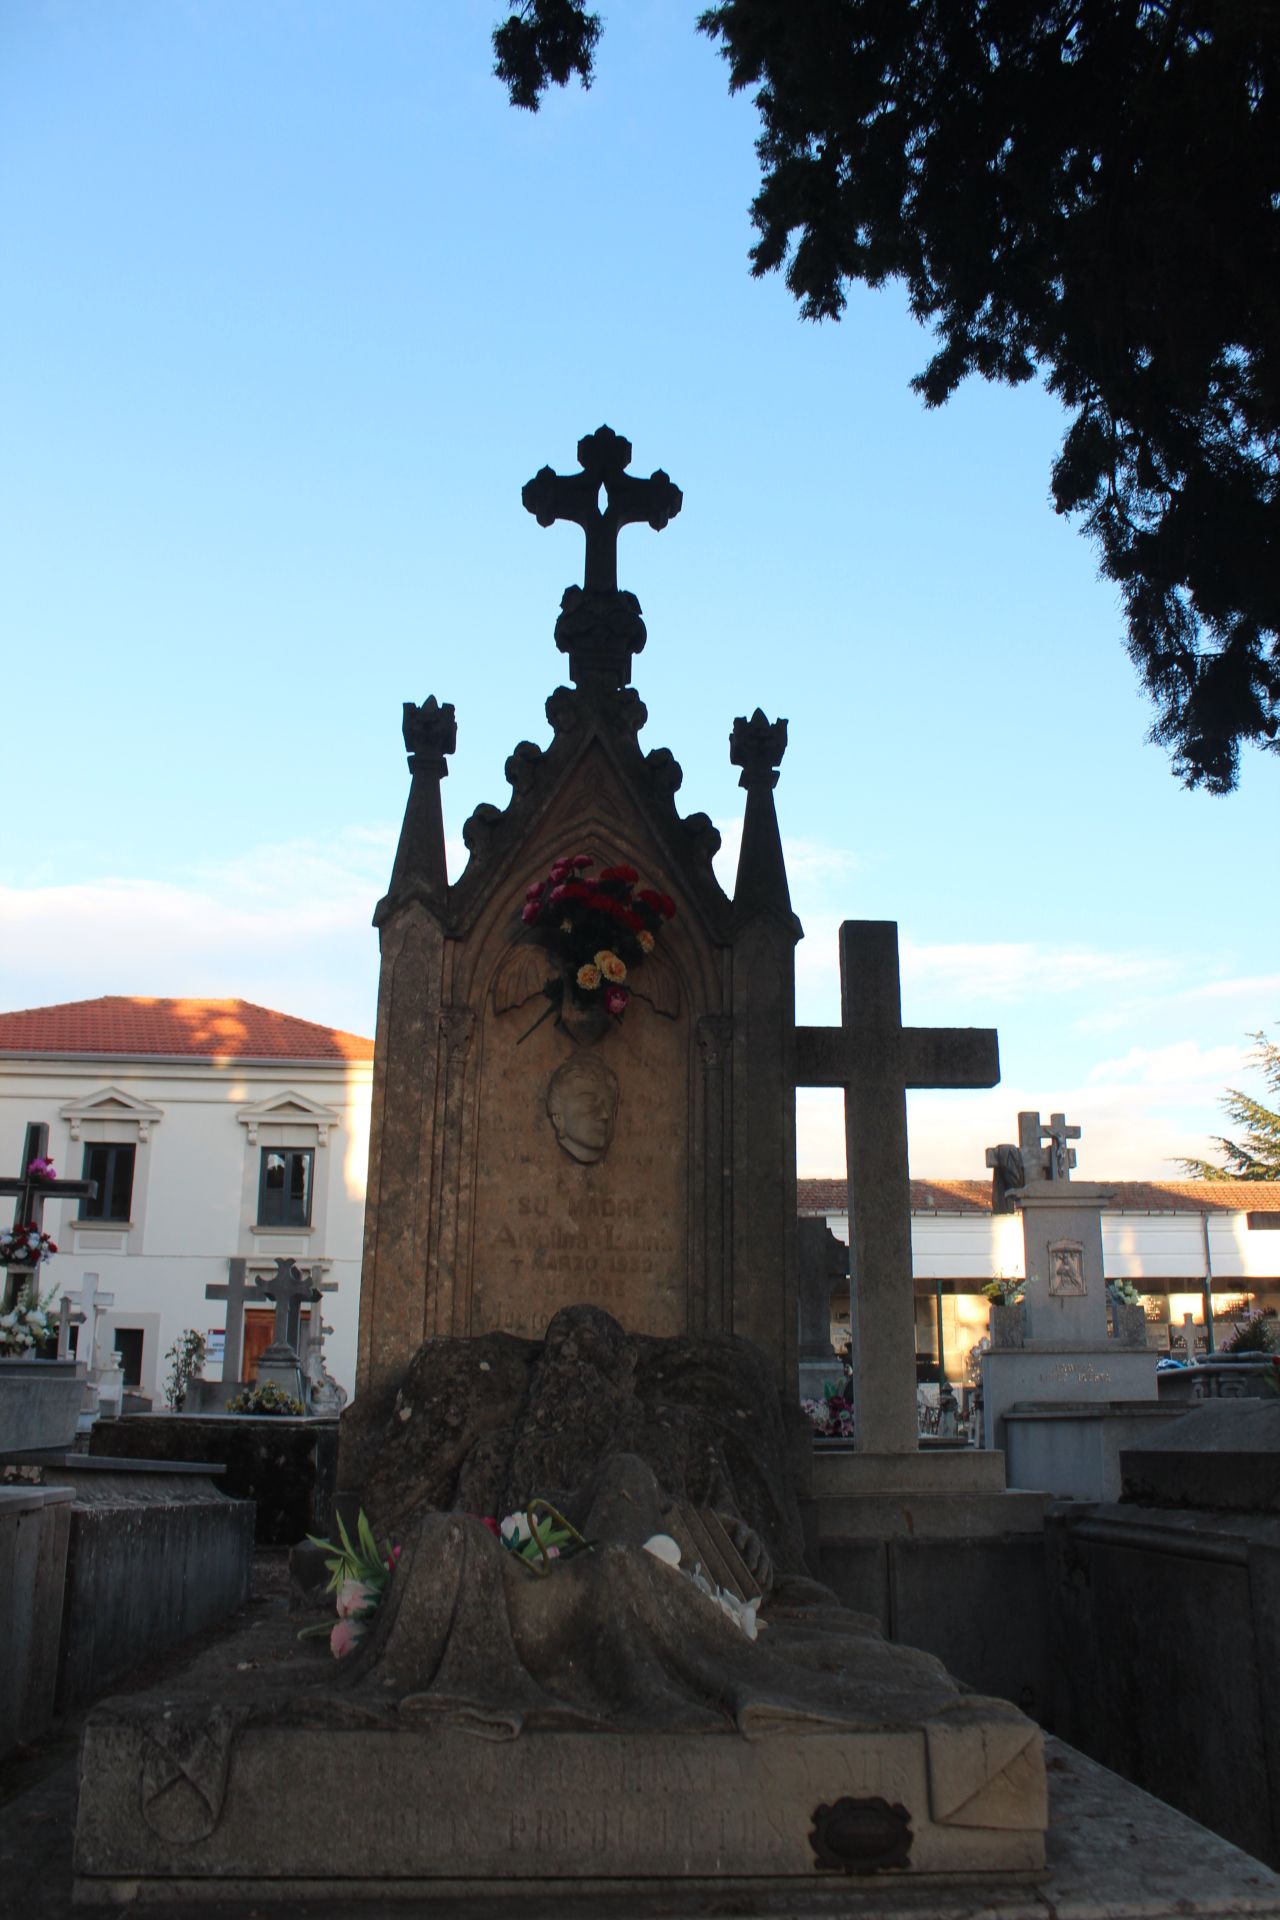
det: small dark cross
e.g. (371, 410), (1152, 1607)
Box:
(796, 923), (999, 1452)
(523, 426), (682, 593)
(1, 1123), (97, 1303)
(249, 1258), (333, 1355)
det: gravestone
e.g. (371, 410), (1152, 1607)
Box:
(205, 1257), (252, 1382)
(0, 1122), (96, 1308)
(75, 431), (1060, 1901)
(981, 1110), (1172, 1498)
(346, 427), (800, 1480)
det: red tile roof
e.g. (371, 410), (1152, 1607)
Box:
(0, 998), (374, 1063)
(798, 1176), (1280, 1214)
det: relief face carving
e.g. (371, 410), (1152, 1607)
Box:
(546, 1055), (619, 1165)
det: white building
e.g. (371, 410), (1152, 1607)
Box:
(799, 1175), (1280, 1377)
(0, 998), (373, 1404)
(5, 995), (1277, 1407)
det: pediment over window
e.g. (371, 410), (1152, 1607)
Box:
(60, 1087), (164, 1143)
(236, 1091), (342, 1147)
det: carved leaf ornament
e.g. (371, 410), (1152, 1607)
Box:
(503, 853), (677, 1042)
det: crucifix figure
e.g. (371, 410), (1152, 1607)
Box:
(1040, 1111), (1080, 1181)
(796, 921), (999, 1453)
(523, 426), (682, 594)
(0, 1122), (97, 1310)
(206, 1258), (253, 1381)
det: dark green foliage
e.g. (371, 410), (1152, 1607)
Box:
(1181, 1030), (1280, 1180)
(496, 1), (1280, 790)
(493, 0), (601, 111)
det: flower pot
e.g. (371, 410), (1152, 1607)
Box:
(988, 1303), (1026, 1349)
(1111, 1302), (1148, 1348)
(558, 998), (611, 1047)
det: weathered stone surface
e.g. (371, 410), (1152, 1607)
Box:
(0, 1485), (71, 1755)
(90, 1412), (338, 1545)
(1123, 1398), (1280, 1510)
(0, 1358), (82, 1452)
(352, 1305), (810, 1576)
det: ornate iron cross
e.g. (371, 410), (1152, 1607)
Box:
(523, 426), (682, 593)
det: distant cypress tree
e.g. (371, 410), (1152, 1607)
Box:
(1182, 1032), (1280, 1181)
(494, 1), (1280, 793)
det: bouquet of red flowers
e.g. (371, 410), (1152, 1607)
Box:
(520, 853), (675, 1023)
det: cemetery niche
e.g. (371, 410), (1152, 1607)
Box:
(74, 430), (1052, 1900)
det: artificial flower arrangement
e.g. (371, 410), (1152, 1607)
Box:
(0, 1223), (58, 1268)
(1106, 1280), (1142, 1307)
(801, 1379), (856, 1439)
(301, 1508), (402, 1657)
(982, 1276), (1026, 1306)
(518, 853), (675, 1032)
(27, 1156), (57, 1181)
(225, 1380), (306, 1416)
(0, 1281), (56, 1358)
(641, 1530), (762, 1640)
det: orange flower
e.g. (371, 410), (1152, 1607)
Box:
(595, 950), (627, 983)
(637, 929), (655, 953)
(576, 963), (601, 991)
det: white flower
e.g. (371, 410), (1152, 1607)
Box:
(642, 1533), (681, 1567)
(499, 1512), (532, 1547)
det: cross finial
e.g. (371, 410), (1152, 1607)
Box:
(523, 427), (682, 594)
(523, 428), (683, 691)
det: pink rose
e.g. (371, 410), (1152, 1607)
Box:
(524, 882), (544, 901)
(605, 986), (629, 1015)
(521, 901), (540, 925)
(330, 1618), (367, 1658)
(548, 884), (568, 902)
(571, 854), (593, 868)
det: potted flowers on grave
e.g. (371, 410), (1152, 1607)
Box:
(982, 1276), (1026, 1348)
(1106, 1280), (1149, 1347)
(518, 853), (675, 1042)
(0, 1282), (56, 1359)
(801, 1379), (856, 1441)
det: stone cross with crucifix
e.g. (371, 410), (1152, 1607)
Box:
(796, 920), (999, 1453)
(250, 1258), (337, 1356)
(523, 426), (682, 688)
(0, 1121), (97, 1310)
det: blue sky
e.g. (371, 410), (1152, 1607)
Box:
(4, 0), (1278, 1178)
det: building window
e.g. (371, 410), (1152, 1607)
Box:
(79, 1143), (136, 1222)
(112, 1328), (145, 1388)
(257, 1148), (314, 1228)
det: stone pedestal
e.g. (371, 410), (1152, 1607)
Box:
(983, 1184), (1160, 1500)
(0, 1358), (83, 1453)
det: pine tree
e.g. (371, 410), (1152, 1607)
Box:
(1181, 1031), (1280, 1180)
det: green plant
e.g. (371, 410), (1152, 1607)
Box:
(163, 1328), (206, 1409)
(1223, 1312), (1275, 1355)
(1108, 1281), (1143, 1308)
(982, 1278), (1024, 1307)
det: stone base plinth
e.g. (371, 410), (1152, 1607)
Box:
(75, 1717), (1045, 1894)
(0, 1359), (83, 1453)
(1001, 1402), (1185, 1502)
(983, 1343), (1159, 1469)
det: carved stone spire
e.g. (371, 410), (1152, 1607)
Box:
(522, 426), (682, 690)
(377, 696), (456, 923)
(730, 710), (799, 930)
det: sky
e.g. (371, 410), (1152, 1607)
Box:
(3, 1), (1278, 1182)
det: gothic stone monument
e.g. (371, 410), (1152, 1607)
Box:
(343, 426), (802, 1482)
(74, 431), (1050, 1900)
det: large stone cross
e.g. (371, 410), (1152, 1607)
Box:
(796, 921), (999, 1452)
(522, 426), (682, 594)
(0, 1121), (97, 1308)
(1038, 1111), (1080, 1181)
(205, 1258), (253, 1381)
